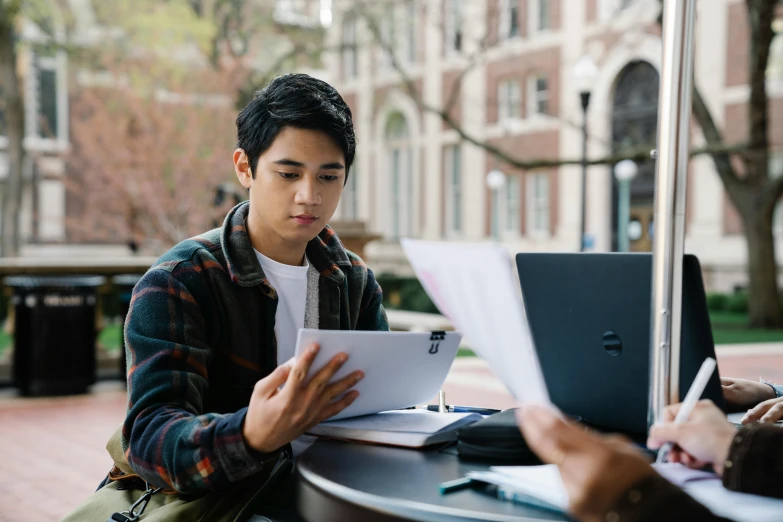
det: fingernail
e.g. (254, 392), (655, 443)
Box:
(309, 345), (319, 354)
(337, 353), (348, 363)
(355, 371), (364, 381)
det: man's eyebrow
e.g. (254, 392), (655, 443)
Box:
(272, 159), (345, 170)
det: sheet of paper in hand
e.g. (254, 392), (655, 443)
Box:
(400, 239), (550, 407)
(294, 329), (462, 421)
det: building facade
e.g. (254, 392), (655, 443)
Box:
(326, 0), (783, 292)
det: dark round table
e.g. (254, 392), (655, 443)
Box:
(296, 440), (571, 522)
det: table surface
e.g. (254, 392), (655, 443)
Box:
(296, 439), (570, 522)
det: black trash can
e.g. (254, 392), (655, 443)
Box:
(3, 275), (106, 396)
(112, 274), (143, 384)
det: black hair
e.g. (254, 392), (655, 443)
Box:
(236, 73), (356, 183)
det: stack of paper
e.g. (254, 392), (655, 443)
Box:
(400, 239), (550, 406)
(306, 410), (481, 448)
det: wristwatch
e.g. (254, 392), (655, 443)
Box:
(759, 378), (783, 398)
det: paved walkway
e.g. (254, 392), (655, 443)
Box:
(1, 345), (782, 522)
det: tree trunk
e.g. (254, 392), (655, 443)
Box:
(0, 10), (24, 258)
(741, 200), (783, 328)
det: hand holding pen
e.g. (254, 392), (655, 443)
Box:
(647, 358), (736, 475)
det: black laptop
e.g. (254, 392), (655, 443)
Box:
(515, 253), (724, 440)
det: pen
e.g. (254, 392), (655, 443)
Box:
(426, 405), (500, 415)
(655, 357), (717, 464)
(438, 476), (477, 494)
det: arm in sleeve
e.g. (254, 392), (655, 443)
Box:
(605, 475), (734, 522)
(356, 267), (389, 331)
(722, 423), (783, 498)
(122, 268), (278, 494)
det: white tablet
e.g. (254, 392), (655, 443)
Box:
(294, 329), (463, 421)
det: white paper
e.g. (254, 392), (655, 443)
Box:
(317, 410), (478, 434)
(468, 465), (568, 510)
(294, 329), (462, 420)
(400, 239), (550, 406)
(651, 463), (718, 487)
(684, 480), (783, 522)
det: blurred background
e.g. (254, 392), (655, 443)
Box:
(0, 0), (781, 520)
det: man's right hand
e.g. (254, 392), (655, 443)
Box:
(647, 400), (736, 475)
(242, 343), (364, 453)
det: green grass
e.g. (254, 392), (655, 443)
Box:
(709, 311), (783, 345)
(0, 329), (10, 358)
(98, 323), (123, 352)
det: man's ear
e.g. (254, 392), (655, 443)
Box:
(234, 149), (252, 189)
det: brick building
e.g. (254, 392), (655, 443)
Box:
(326, 0), (783, 291)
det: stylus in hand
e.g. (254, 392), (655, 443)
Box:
(654, 357), (717, 464)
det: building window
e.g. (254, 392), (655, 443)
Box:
(499, 0), (520, 40)
(498, 80), (522, 123)
(403, 0), (417, 63)
(341, 14), (358, 79)
(768, 18), (783, 81)
(0, 81), (6, 137)
(379, 3), (396, 68)
(526, 173), (550, 235)
(528, 76), (549, 117)
(341, 165), (359, 220)
(530, 0), (551, 33)
(504, 174), (521, 234)
(445, 0), (462, 55)
(444, 145), (462, 234)
(34, 51), (59, 139)
(599, 0), (638, 20)
(385, 113), (412, 239)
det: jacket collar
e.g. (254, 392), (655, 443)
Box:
(221, 201), (350, 287)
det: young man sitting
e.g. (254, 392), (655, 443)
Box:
(67, 73), (388, 521)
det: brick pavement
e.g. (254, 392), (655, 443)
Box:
(1, 346), (781, 522)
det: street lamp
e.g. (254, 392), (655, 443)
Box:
(486, 169), (506, 239)
(614, 159), (639, 253)
(573, 55), (598, 252)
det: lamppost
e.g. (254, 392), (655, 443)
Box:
(486, 169), (506, 240)
(573, 55), (598, 252)
(614, 159), (639, 253)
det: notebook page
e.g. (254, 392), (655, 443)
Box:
(316, 410), (480, 434)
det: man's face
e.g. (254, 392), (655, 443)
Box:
(234, 126), (346, 248)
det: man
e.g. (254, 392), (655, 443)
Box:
(70, 74), (388, 520)
(517, 400), (783, 522)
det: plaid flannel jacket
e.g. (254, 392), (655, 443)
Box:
(122, 201), (388, 494)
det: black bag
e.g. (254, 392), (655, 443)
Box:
(456, 409), (542, 464)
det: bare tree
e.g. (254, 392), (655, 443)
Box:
(0, 0), (25, 258)
(350, 0), (782, 328)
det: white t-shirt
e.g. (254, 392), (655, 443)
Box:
(253, 250), (309, 366)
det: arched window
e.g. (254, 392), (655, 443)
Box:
(611, 61), (659, 252)
(385, 112), (412, 239)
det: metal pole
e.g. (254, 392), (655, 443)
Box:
(618, 180), (630, 253)
(649, 0), (698, 428)
(579, 92), (590, 252)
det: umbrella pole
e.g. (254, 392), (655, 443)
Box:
(649, 0), (698, 428)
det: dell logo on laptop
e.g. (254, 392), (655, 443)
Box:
(603, 331), (623, 356)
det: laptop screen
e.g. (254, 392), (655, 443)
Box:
(515, 253), (724, 438)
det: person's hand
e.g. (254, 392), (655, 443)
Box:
(242, 343), (364, 453)
(721, 377), (776, 412)
(647, 400), (735, 475)
(741, 395), (783, 424)
(517, 405), (655, 522)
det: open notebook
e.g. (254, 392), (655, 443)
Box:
(307, 410), (481, 448)
(468, 464), (783, 522)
